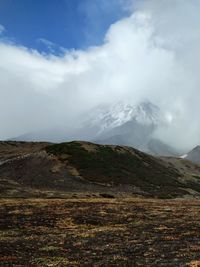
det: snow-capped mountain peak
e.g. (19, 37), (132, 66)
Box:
(84, 101), (162, 134)
(132, 101), (161, 125)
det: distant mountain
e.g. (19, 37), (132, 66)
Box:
(1, 141), (200, 199)
(84, 101), (179, 156)
(181, 146), (200, 164)
(85, 101), (162, 132)
(84, 101), (162, 135)
(146, 139), (179, 157)
(11, 101), (179, 156)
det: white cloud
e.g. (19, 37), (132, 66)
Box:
(0, 0), (200, 151)
(37, 38), (55, 49)
(0, 24), (5, 34)
(37, 38), (65, 54)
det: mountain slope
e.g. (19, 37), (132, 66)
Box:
(1, 141), (200, 199)
(182, 146), (200, 164)
(146, 138), (179, 157)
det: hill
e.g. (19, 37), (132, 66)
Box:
(1, 141), (200, 198)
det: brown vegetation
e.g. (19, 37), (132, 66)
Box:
(1, 198), (200, 266)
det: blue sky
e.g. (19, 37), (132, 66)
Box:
(0, 0), (130, 53)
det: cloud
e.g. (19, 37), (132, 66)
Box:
(37, 38), (65, 54)
(37, 38), (55, 49)
(0, 24), (5, 34)
(0, 0), (200, 151)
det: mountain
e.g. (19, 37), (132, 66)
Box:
(1, 140), (200, 199)
(84, 101), (179, 156)
(146, 139), (179, 157)
(11, 101), (179, 156)
(181, 146), (200, 164)
(84, 101), (161, 133)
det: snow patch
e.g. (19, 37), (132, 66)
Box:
(180, 154), (188, 159)
(84, 101), (164, 134)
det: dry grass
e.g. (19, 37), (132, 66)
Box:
(1, 198), (200, 266)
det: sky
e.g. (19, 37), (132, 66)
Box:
(0, 0), (200, 151)
(0, 0), (130, 51)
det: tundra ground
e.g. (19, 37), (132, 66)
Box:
(1, 198), (200, 266)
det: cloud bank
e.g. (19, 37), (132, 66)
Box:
(0, 0), (200, 151)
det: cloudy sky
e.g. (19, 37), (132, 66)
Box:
(0, 0), (200, 151)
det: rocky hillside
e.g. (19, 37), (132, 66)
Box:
(1, 141), (200, 199)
